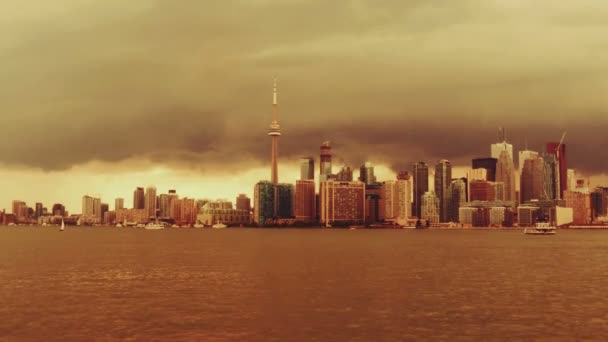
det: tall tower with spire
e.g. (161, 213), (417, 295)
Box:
(268, 78), (281, 184)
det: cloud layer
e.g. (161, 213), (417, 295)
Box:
(2, 1), (608, 175)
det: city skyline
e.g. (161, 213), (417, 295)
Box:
(2, 1), (608, 211)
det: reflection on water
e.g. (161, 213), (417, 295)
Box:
(2, 228), (608, 340)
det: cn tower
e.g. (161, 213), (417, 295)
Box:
(268, 78), (281, 184)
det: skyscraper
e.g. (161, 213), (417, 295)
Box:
(495, 149), (516, 202)
(359, 162), (377, 185)
(35, 203), (43, 219)
(396, 171), (412, 225)
(434, 159), (452, 222)
(100, 203), (109, 223)
(254, 181), (275, 225)
(236, 194), (251, 212)
(319, 181), (365, 225)
(295, 180), (316, 221)
(320, 142), (332, 181)
(144, 186), (157, 218)
(412, 162), (429, 218)
(421, 191), (439, 224)
(115, 198), (124, 211)
(82, 195), (95, 216)
(518, 149), (539, 175)
(335, 166), (353, 181)
(546, 142), (567, 199)
(268, 79), (281, 185)
(133, 187), (145, 209)
(472, 158), (497, 182)
(448, 178), (467, 222)
(299, 157), (315, 180)
(383, 180), (398, 220)
(520, 157), (546, 202)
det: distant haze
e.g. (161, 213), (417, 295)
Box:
(1, 1), (607, 210)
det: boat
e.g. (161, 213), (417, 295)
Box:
(193, 224), (205, 228)
(524, 222), (556, 235)
(171, 224), (179, 228)
(116, 224), (123, 228)
(145, 222), (165, 230)
(212, 223), (227, 229)
(60, 219), (65, 232)
(135, 223), (146, 228)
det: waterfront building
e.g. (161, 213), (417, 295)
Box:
(412, 162), (429, 218)
(435, 159), (452, 222)
(319, 181), (365, 225)
(472, 158), (497, 182)
(319, 142), (332, 181)
(396, 171), (412, 225)
(116, 208), (148, 224)
(144, 186), (157, 219)
(517, 206), (539, 227)
(383, 180), (398, 220)
(591, 187), (608, 219)
(295, 180), (316, 222)
(253, 181), (294, 225)
(421, 191), (439, 224)
(12, 200), (27, 220)
(563, 190), (591, 225)
(104, 211), (116, 225)
(359, 162), (377, 185)
(197, 200), (250, 226)
(458, 207), (477, 225)
(489, 207), (506, 226)
(299, 157), (315, 181)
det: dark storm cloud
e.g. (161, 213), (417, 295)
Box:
(1, 1), (608, 174)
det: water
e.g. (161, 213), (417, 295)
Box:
(2, 227), (608, 340)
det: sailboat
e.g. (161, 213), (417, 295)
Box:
(60, 219), (65, 232)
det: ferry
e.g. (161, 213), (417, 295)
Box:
(145, 222), (165, 230)
(524, 222), (556, 235)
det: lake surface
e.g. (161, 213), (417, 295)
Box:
(2, 227), (608, 340)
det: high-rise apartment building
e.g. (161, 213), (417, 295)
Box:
(253, 181), (293, 224)
(518, 149), (539, 175)
(412, 162), (429, 218)
(319, 181), (365, 225)
(295, 180), (316, 221)
(434, 159), (452, 222)
(35, 203), (43, 219)
(470, 180), (496, 202)
(421, 191), (439, 224)
(299, 157), (315, 181)
(396, 171), (412, 225)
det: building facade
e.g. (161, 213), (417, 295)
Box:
(319, 181), (365, 225)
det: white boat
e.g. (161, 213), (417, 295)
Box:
(116, 224), (123, 228)
(193, 224), (205, 228)
(60, 219), (65, 232)
(524, 222), (556, 235)
(145, 222), (165, 230)
(136, 223), (146, 228)
(212, 223), (227, 229)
